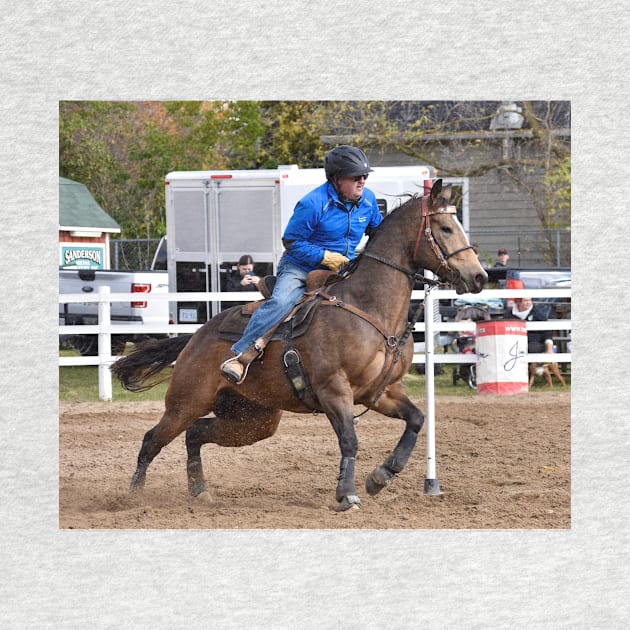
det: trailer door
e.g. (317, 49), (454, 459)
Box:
(214, 186), (277, 313)
(216, 187), (277, 263)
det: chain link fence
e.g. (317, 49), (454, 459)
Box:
(111, 238), (163, 270)
(469, 228), (570, 269)
(110, 228), (569, 271)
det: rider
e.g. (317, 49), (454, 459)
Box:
(220, 145), (384, 384)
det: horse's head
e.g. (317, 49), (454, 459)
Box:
(413, 179), (487, 294)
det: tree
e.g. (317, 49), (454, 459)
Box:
(310, 100), (571, 264)
(60, 100), (570, 263)
(59, 101), (267, 238)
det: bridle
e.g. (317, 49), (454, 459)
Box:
(362, 193), (474, 287)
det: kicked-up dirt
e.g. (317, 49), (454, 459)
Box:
(59, 392), (570, 529)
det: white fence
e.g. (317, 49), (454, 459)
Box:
(59, 286), (571, 395)
(59, 285), (570, 494)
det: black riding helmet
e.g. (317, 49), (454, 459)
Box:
(324, 145), (374, 180)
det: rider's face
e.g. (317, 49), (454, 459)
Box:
(336, 174), (367, 202)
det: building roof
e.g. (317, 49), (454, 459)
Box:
(59, 177), (120, 233)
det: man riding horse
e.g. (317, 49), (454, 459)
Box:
(220, 145), (384, 384)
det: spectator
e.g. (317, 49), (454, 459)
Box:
(225, 254), (261, 292)
(503, 289), (566, 387)
(223, 254), (261, 309)
(494, 247), (510, 267)
(504, 295), (553, 353)
(220, 145), (382, 384)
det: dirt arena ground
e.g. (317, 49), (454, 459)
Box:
(59, 392), (570, 529)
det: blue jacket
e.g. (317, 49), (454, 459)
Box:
(282, 182), (383, 271)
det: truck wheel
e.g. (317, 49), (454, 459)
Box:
(73, 335), (98, 356)
(72, 335), (126, 356)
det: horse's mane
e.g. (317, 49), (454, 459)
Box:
(362, 192), (421, 247)
(342, 193), (422, 276)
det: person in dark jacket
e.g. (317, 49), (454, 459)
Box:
(494, 247), (510, 267)
(220, 145), (383, 384)
(504, 294), (568, 387)
(225, 254), (260, 292)
(504, 295), (553, 353)
(223, 254), (261, 309)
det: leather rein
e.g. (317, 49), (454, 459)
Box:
(314, 194), (475, 411)
(290, 193), (476, 413)
(321, 192), (475, 345)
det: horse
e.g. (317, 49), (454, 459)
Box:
(111, 179), (487, 511)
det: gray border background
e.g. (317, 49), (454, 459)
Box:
(2, 0), (628, 627)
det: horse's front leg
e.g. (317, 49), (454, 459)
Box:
(365, 382), (424, 496)
(322, 387), (362, 511)
(336, 453), (361, 511)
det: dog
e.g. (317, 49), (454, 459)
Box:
(529, 362), (567, 388)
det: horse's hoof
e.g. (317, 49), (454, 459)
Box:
(337, 495), (362, 512)
(129, 472), (145, 494)
(365, 466), (394, 496)
(188, 480), (207, 497)
(195, 490), (212, 504)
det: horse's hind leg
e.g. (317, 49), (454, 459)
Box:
(130, 403), (208, 493)
(185, 390), (282, 497)
(130, 381), (217, 493)
(364, 382), (425, 496)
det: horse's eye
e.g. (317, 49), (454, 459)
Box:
(440, 226), (453, 235)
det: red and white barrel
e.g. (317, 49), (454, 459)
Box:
(475, 320), (528, 395)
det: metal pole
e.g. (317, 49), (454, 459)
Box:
(98, 286), (113, 401)
(423, 279), (442, 495)
(556, 229), (561, 267)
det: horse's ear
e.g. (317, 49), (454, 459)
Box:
(429, 179), (452, 206)
(441, 183), (452, 203)
(430, 179), (443, 199)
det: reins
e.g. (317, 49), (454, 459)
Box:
(361, 251), (443, 287)
(334, 192), (474, 413)
(289, 190), (475, 415)
(360, 194), (474, 288)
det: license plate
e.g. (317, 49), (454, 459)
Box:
(179, 308), (198, 323)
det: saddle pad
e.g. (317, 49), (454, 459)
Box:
(217, 297), (322, 342)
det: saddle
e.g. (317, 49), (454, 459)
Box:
(217, 270), (341, 411)
(217, 270), (340, 342)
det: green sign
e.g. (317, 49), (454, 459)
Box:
(60, 245), (105, 269)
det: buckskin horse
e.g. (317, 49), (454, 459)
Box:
(111, 179), (487, 511)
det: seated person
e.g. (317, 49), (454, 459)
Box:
(504, 295), (553, 353)
(223, 254), (261, 308)
(494, 247), (509, 268)
(503, 293), (566, 387)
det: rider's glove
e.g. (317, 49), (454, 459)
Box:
(321, 250), (349, 273)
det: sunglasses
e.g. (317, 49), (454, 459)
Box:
(352, 174), (369, 181)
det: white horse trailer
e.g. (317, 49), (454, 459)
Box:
(164, 165), (469, 323)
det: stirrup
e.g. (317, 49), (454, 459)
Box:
(220, 354), (247, 385)
(220, 343), (264, 385)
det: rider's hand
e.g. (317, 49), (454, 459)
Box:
(321, 250), (349, 273)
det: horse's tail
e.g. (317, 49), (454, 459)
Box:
(110, 335), (192, 392)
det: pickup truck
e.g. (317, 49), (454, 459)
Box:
(59, 268), (169, 355)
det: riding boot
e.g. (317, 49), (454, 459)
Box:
(220, 339), (266, 384)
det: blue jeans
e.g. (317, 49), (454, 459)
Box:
(231, 257), (309, 355)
